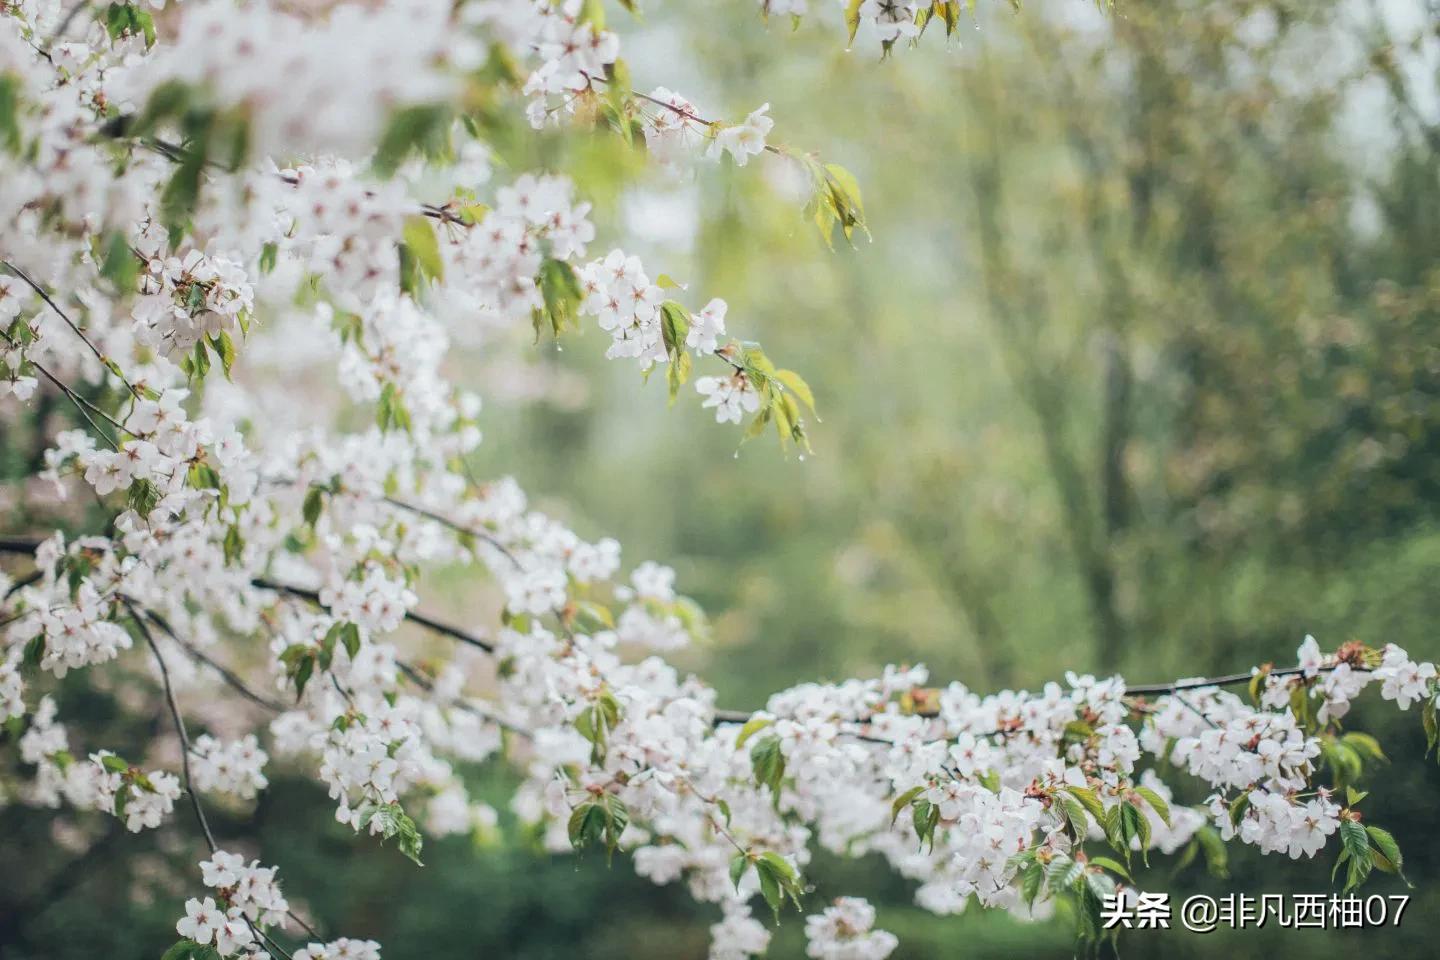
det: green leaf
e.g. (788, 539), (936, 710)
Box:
(1341, 731), (1387, 764)
(187, 462), (221, 491)
(600, 794), (629, 859)
(126, 477), (160, 516)
(667, 340), (693, 402)
(222, 524), (243, 564)
(341, 621), (362, 660)
(104, 4), (155, 46)
(1195, 825), (1230, 879)
(160, 120), (210, 239)
(1019, 862), (1045, 906)
(22, 634), (44, 670)
(190, 338), (211, 380)
(112, 783), (130, 821)
(293, 654), (313, 699)
(659, 300), (689, 354)
(1058, 794), (1089, 838)
(208, 331), (236, 379)
(364, 801), (425, 866)
(535, 258), (583, 338)
(911, 797), (939, 851)
(575, 689), (622, 764)
(1087, 855), (1131, 882)
(373, 104), (453, 178)
(1338, 818), (1372, 892)
(890, 785), (925, 826)
(1134, 785), (1172, 828)
(734, 716), (773, 749)
(0, 75), (21, 155)
(1064, 785), (1105, 821)
(757, 857), (782, 921)
(753, 852), (802, 922)
(100, 754), (131, 774)
(100, 231), (140, 294)
(568, 801), (602, 852)
(1227, 792), (1250, 829)
(376, 382), (412, 433)
(844, 0), (864, 45)
(1122, 799), (1152, 864)
(773, 369), (816, 414)
(303, 485), (325, 527)
(1422, 700), (1438, 759)
(1248, 668), (1268, 706)
(580, 0), (606, 29)
(1365, 825), (1408, 884)
(819, 162), (868, 244)
(749, 735), (786, 806)
(402, 216), (445, 285)
(1102, 802), (1126, 856)
(741, 406), (772, 443)
(1084, 868), (1116, 904)
(758, 850), (797, 882)
(574, 600), (614, 632)
(729, 853), (748, 891)
(1045, 853), (1082, 891)
(1289, 682), (1312, 731)
(160, 939), (208, 960)
(601, 57), (633, 143)
(318, 622), (342, 670)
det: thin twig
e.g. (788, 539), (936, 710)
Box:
(285, 909), (322, 942)
(381, 496), (519, 568)
(46, 0), (91, 47)
(395, 659), (531, 737)
(580, 71), (786, 157)
(131, 601), (299, 960)
(4, 568), (43, 598)
(129, 600), (218, 853)
(138, 605), (287, 712)
(0, 326), (123, 448)
(0, 538), (501, 654)
(252, 576), (495, 653)
(1, 259), (141, 399)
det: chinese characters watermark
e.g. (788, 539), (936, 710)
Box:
(1100, 893), (1410, 932)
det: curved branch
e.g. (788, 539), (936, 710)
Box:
(1, 259), (142, 400)
(380, 495), (519, 568)
(128, 599), (219, 853)
(136, 603), (288, 712)
(252, 576), (495, 654)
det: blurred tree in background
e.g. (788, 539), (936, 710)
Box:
(4, 0), (1440, 956)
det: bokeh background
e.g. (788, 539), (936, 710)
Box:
(4, 0), (1440, 956)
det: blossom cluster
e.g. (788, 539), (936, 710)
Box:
(15, 697), (181, 832)
(191, 735), (270, 800)
(804, 897), (898, 960)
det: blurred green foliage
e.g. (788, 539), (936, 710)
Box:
(5, 0), (1440, 956)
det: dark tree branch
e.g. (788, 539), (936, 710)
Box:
(252, 576), (495, 654)
(137, 604), (288, 712)
(130, 600), (219, 853)
(1, 259), (141, 400)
